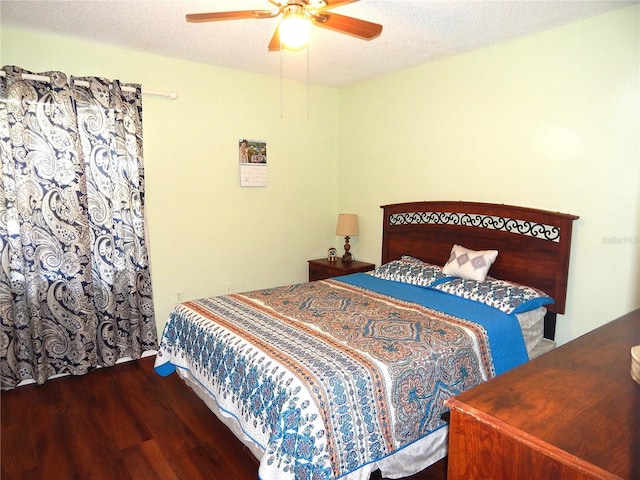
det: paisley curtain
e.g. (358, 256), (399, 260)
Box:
(0, 66), (157, 390)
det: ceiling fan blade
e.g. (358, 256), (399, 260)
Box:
(268, 26), (282, 52)
(314, 0), (359, 12)
(186, 10), (275, 23)
(312, 12), (382, 40)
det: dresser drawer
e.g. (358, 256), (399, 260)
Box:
(308, 258), (375, 282)
(309, 264), (335, 281)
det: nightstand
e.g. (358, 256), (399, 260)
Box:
(308, 258), (375, 282)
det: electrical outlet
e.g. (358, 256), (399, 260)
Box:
(175, 290), (183, 303)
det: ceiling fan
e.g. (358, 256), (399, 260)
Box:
(186, 0), (383, 51)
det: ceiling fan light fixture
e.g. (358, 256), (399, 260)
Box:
(279, 5), (312, 50)
(186, 0), (383, 52)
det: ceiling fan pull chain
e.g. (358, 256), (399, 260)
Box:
(280, 42), (284, 119)
(307, 44), (310, 120)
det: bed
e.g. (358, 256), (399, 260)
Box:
(154, 201), (578, 480)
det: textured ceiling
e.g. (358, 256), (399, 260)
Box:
(1, 0), (636, 87)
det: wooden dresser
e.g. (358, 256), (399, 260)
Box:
(446, 308), (640, 480)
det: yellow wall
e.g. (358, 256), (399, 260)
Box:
(2, 5), (639, 345)
(1, 28), (341, 333)
(339, 6), (640, 344)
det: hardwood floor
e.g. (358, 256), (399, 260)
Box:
(1, 356), (447, 480)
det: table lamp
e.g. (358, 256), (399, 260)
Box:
(336, 213), (359, 263)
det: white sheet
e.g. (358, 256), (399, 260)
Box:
(515, 306), (547, 356)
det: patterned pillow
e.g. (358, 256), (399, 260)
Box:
(433, 277), (554, 314)
(371, 255), (448, 287)
(442, 244), (498, 281)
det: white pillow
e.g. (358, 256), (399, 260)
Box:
(442, 244), (498, 281)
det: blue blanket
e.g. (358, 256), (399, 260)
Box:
(336, 273), (528, 375)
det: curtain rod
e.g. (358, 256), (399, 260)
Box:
(0, 71), (178, 100)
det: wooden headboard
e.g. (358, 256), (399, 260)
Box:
(381, 201), (579, 339)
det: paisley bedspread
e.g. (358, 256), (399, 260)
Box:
(154, 274), (528, 480)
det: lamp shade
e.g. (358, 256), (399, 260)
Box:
(336, 214), (359, 236)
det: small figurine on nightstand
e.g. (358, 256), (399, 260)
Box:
(327, 247), (338, 262)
